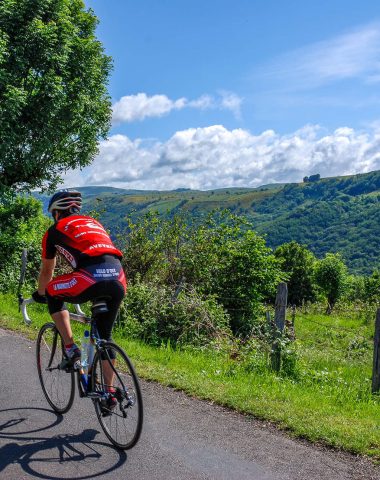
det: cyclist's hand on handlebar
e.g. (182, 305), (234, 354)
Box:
(32, 291), (47, 304)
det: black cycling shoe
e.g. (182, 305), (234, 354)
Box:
(100, 395), (117, 417)
(59, 347), (81, 371)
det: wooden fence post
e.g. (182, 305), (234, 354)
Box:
(270, 282), (288, 372)
(372, 308), (380, 394)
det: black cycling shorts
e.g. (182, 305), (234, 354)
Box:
(45, 255), (126, 342)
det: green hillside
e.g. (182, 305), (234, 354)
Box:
(34, 171), (380, 274)
(79, 184), (284, 228)
(251, 171), (380, 274)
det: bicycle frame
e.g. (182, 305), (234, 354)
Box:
(21, 294), (143, 449)
(21, 297), (129, 402)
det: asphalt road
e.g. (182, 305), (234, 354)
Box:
(0, 327), (379, 480)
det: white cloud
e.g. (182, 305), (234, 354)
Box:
(187, 94), (214, 110)
(112, 93), (186, 123)
(112, 91), (243, 123)
(62, 124), (380, 191)
(257, 22), (380, 90)
(219, 91), (243, 119)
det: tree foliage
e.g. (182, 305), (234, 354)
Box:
(314, 253), (348, 313)
(363, 271), (380, 304)
(0, 0), (112, 193)
(274, 241), (317, 306)
(0, 196), (50, 290)
(120, 211), (284, 336)
(69, 170), (380, 275)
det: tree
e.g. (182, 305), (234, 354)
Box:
(314, 253), (348, 313)
(0, 0), (112, 193)
(309, 174), (321, 183)
(172, 212), (284, 335)
(275, 241), (317, 306)
(363, 270), (380, 304)
(0, 196), (50, 291)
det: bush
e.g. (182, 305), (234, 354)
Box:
(275, 241), (317, 306)
(363, 271), (380, 304)
(120, 211), (284, 336)
(119, 281), (232, 347)
(314, 253), (348, 313)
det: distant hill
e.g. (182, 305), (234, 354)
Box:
(34, 172), (380, 274)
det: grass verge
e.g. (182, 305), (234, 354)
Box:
(1, 293), (379, 459)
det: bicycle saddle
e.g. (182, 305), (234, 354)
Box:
(91, 297), (111, 315)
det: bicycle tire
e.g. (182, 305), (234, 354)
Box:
(36, 322), (75, 414)
(91, 341), (143, 449)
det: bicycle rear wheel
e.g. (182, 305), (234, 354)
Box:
(36, 322), (75, 414)
(91, 341), (143, 449)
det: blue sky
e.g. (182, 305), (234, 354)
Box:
(65, 0), (380, 190)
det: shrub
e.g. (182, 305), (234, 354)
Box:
(314, 253), (348, 313)
(120, 211), (284, 336)
(119, 281), (232, 347)
(275, 241), (317, 306)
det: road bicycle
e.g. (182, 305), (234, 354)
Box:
(18, 253), (143, 450)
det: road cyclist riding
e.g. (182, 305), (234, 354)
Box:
(18, 190), (143, 450)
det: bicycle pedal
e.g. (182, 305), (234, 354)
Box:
(73, 360), (82, 371)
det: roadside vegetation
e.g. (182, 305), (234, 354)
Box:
(1, 197), (380, 459)
(0, 293), (379, 458)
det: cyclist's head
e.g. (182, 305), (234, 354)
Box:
(48, 190), (82, 220)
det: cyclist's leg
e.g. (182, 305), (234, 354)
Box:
(45, 272), (96, 364)
(93, 281), (125, 395)
(52, 307), (73, 345)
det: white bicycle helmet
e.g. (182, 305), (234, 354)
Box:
(48, 190), (82, 214)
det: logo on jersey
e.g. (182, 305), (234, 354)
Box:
(93, 268), (118, 278)
(55, 245), (77, 268)
(89, 243), (114, 250)
(53, 277), (78, 291)
(84, 221), (105, 231)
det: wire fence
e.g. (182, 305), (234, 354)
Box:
(259, 296), (376, 359)
(296, 315), (372, 345)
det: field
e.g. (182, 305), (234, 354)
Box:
(1, 293), (379, 459)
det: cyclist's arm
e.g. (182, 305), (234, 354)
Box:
(38, 258), (56, 295)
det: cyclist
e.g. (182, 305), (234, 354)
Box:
(32, 190), (127, 411)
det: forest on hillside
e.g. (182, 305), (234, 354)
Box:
(34, 170), (380, 275)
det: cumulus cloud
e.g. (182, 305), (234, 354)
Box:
(62, 124), (380, 191)
(257, 22), (380, 90)
(112, 91), (243, 123)
(112, 94), (186, 123)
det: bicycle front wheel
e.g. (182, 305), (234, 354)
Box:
(36, 322), (75, 414)
(91, 341), (143, 449)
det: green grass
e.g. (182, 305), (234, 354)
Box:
(1, 293), (379, 459)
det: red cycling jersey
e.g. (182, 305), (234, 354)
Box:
(42, 215), (122, 269)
